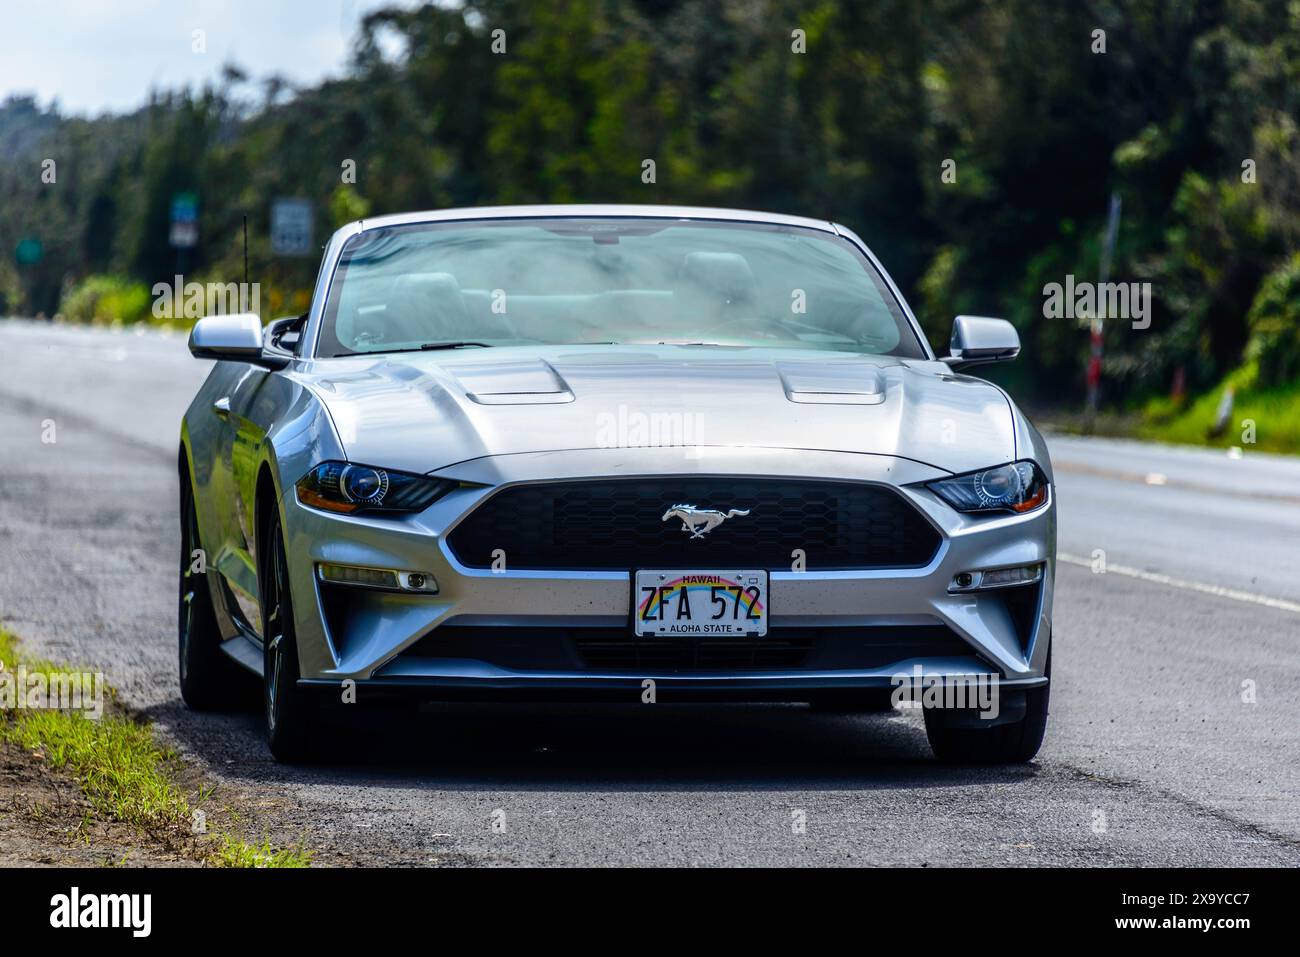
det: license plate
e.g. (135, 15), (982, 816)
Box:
(634, 570), (768, 637)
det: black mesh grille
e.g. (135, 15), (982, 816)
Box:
(575, 633), (813, 670)
(395, 624), (974, 674)
(446, 478), (941, 571)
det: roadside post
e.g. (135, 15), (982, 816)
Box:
(1086, 192), (1122, 426)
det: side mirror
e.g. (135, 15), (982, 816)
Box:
(942, 315), (1020, 371)
(188, 314), (289, 370)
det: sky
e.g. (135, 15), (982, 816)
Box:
(0, 0), (420, 116)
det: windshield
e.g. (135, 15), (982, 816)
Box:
(316, 218), (925, 359)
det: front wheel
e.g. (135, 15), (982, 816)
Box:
(178, 474), (248, 710)
(923, 654), (1050, 764)
(260, 508), (320, 763)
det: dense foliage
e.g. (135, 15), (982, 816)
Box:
(1, 0), (1297, 416)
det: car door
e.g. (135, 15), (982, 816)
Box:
(209, 365), (269, 635)
(224, 363), (307, 640)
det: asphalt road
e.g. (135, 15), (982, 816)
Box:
(2, 318), (1297, 866)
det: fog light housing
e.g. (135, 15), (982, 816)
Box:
(316, 563), (438, 593)
(949, 562), (1043, 593)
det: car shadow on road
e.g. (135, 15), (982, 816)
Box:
(152, 699), (1043, 793)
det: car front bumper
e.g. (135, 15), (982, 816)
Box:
(278, 446), (1055, 699)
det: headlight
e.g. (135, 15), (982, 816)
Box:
(296, 461), (457, 514)
(926, 461), (1049, 514)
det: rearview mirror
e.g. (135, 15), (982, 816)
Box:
(188, 314), (289, 370)
(942, 315), (1020, 371)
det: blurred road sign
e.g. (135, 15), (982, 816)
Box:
(15, 237), (43, 265)
(170, 191), (199, 249)
(271, 199), (314, 256)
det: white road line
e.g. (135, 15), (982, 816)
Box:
(1058, 552), (1300, 614)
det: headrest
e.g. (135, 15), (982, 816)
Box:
(381, 271), (472, 341)
(680, 252), (756, 303)
(390, 272), (470, 323)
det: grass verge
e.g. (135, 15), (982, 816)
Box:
(1039, 366), (1300, 456)
(0, 626), (311, 867)
(1139, 367), (1300, 455)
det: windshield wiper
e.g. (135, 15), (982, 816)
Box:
(418, 341), (492, 351)
(341, 341), (493, 358)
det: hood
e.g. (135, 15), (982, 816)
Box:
(300, 345), (1015, 475)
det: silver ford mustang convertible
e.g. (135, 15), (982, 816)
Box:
(178, 204), (1055, 764)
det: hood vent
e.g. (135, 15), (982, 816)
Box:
(444, 358), (575, 405)
(777, 360), (886, 405)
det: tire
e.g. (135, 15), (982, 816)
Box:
(178, 474), (248, 710)
(923, 653), (1051, 765)
(259, 507), (320, 763)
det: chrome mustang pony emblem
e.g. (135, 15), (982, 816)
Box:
(662, 504), (751, 539)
